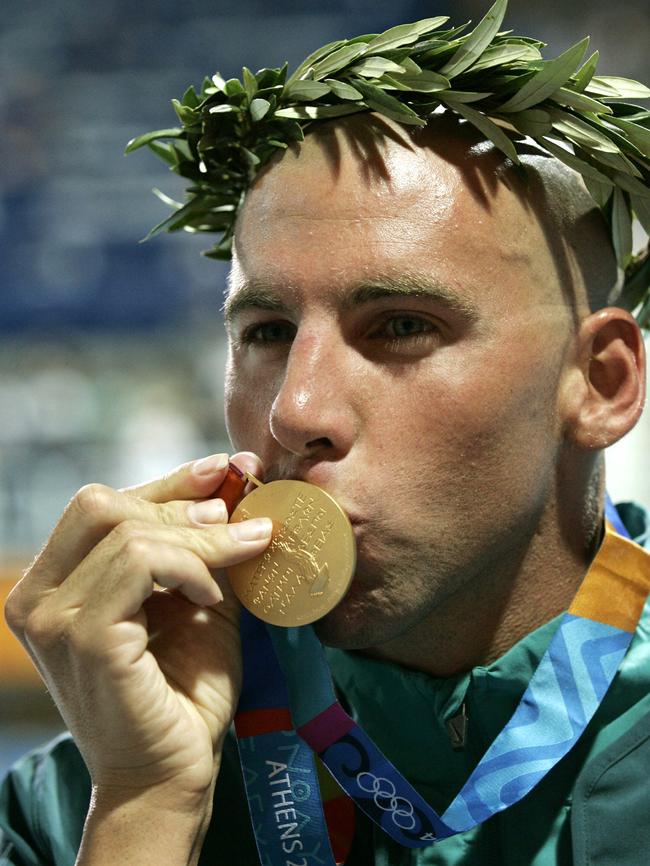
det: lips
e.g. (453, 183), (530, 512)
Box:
(265, 469), (365, 527)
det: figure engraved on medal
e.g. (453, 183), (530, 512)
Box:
(272, 542), (330, 597)
(226, 479), (356, 627)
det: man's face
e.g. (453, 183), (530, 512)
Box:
(223, 118), (578, 650)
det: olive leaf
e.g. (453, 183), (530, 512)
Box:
(348, 57), (407, 78)
(621, 251), (650, 316)
(311, 44), (368, 80)
(439, 90), (492, 103)
(351, 79), (426, 126)
(549, 109), (621, 153)
(225, 78), (246, 98)
(551, 87), (612, 116)
(286, 40), (346, 87)
(540, 137), (614, 184)
(498, 37), (589, 113)
(152, 187), (183, 208)
(181, 85), (201, 108)
(453, 102), (519, 162)
(590, 149), (643, 177)
(632, 195), (650, 236)
(585, 113), (646, 157)
(470, 42), (542, 71)
(208, 104), (241, 115)
(256, 63), (288, 90)
(508, 108), (553, 137)
(125, 128), (184, 153)
(285, 80), (331, 101)
(203, 235), (235, 260)
(571, 52), (599, 93)
(586, 77), (650, 100)
(439, 0), (508, 78)
(364, 18), (449, 55)
(636, 294), (650, 329)
(250, 98), (271, 122)
(146, 141), (179, 167)
(606, 117), (650, 158)
(584, 175), (614, 209)
(324, 79), (363, 100)
(345, 34), (381, 46)
(611, 188), (634, 268)
(612, 171), (650, 200)
(242, 67), (258, 102)
(502, 35), (546, 50)
(399, 57), (423, 75)
(382, 70), (450, 93)
(210, 73), (227, 92)
(140, 196), (217, 241)
(274, 103), (365, 120)
(609, 105), (650, 122)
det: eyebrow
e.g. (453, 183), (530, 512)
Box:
(223, 284), (289, 325)
(222, 275), (479, 326)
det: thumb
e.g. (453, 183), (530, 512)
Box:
(123, 451), (263, 504)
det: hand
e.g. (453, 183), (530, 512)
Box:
(4, 452), (272, 810)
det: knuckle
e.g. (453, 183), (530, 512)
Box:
(25, 605), (100, 661)
(4, 583), (27, 633)
(107, 520), (156, 564)
(110, 519), (146, 545)
(4, 555), (51, 636)
(23, 606), (58, 649)
(72, 483), (115, 521)
(119, 532), (154, 564)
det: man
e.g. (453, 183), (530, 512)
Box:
(2, 18), (650, 866)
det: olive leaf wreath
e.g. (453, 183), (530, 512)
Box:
(126, 0), (650, 325)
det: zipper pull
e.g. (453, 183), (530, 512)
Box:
(446, 701), (468, 751)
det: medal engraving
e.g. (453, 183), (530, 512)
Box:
(227, 480), (356, 626)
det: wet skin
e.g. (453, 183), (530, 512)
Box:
(223, 115), (645, 676)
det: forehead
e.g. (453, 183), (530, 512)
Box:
(230, 117), (560, 313)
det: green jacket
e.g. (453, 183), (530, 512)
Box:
(1, 503), (649, 866)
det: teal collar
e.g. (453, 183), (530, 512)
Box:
(326, 615), (563, 809)
(326, 501), (650, 810)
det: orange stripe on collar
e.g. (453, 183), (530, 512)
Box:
(569, 523), (650, 632)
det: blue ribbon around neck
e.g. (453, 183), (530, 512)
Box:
(234, 499), (637, 864)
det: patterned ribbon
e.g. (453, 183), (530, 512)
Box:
(234, 612), (340, 866)
(235, 504), (649, 863)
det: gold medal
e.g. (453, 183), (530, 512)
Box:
(226, 476), (356, 627)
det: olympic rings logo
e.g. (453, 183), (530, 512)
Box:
(356, 771), (416, 831)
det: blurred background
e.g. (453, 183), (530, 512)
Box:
(1, 0), (649, 777)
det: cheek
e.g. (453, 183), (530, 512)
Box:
(388, 349), (561, 510)
(223, 355), (273, 450)
(441, 365), (561, 515)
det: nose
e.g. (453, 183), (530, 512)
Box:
(269, 324), (358, 460)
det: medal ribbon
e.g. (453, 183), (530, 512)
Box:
(235, 611), (340, 866)
(235, 504), (649, 862)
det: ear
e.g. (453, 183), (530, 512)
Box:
(560, 308), (646, 449)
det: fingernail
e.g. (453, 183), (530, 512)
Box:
(228, 518), (273, 542)
(193, 454), (229, 476)
(207, 581), (224, 604)
(187, 499), (228, 525)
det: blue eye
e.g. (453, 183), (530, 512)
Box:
(242, 320), (296, 344)
(383, 316), (434, 339)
